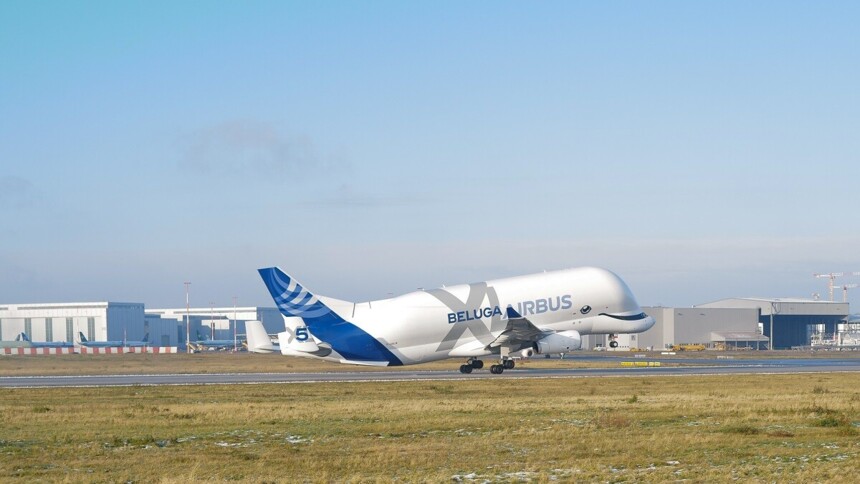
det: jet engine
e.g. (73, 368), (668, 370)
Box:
(534, 330), (582, 354)
(520, 348), (534, 358)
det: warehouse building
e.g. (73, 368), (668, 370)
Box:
(0, 302), (153, 344)
(695, 298), (849, 349)
(591, 298), (850, 351)
(145, 307), (284, 349)
(585, 306), (767, 351)
(637, 306), (767, 350)
(1, 302), (287, 350)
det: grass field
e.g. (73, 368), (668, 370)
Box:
(2, 373), (859, 482)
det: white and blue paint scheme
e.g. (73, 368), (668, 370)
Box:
(12, 333), (74, 349)
(75, 332), (149, 348)
(253, 266), (655, 374)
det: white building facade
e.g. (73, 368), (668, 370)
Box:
(0, 302), (144, 343)
(145, 307), (284, 348)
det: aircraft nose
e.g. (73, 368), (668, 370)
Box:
(638, 315), (656, 332)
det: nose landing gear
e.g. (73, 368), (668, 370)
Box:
(609, 334), (619, 348)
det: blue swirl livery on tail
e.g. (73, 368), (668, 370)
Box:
(259, 267), (332, 319)
(258, 267), (402, 365)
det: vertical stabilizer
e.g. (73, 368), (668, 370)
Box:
(246, 320), (277, 353)
(258, 267), (335, 319)
(257, 267), (403, 365)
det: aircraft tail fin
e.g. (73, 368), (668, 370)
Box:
(258, 267), (341, 321)
(257, 266), (400, 365)
(76, 332), (88, 344)
(17, 333), (31, 342)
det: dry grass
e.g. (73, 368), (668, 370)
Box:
(2, 373), (860, 482)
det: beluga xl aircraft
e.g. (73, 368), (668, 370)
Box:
(249, 266), (655, 374)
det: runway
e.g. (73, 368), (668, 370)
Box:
(3, 357), (859, 388)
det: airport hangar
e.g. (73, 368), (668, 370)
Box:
(1, 298), (850, 352)
(0, 303), (283, 349)
(586, 299), (849, 351)
(145, 306), (283, 347)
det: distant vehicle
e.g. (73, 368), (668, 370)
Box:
(670, 344), (706, 352)
(251, 266), (655, 374)
(5, 333), (74, 349)
(76, 332), (148, 348)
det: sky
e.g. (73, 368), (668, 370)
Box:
(1, 1), (858, 310)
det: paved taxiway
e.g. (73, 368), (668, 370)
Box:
(2, 357), (859, 388)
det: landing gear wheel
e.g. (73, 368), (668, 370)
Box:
(490, 364), (504, 374)
(470, 359), (484, 369)
(503, 359), (515, 370)
(609, 341), (619, 348)
(459, 364), (473, 374)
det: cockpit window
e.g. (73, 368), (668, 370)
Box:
(599, 312), (647, 321)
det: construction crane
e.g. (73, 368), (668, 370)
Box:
(814, 273), (843, 302)
(814, 272), (860, 301)
(841, 284), (859, 303)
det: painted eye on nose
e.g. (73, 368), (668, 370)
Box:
(580, 305), (591, 315)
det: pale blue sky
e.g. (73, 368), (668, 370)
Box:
(1, 1), (858, 309)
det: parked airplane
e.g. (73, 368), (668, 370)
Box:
(3, 333), (74, 349)
(76, 332), (149, 348)
(253, 266), (655, 374)
(189, 338), (240, 352)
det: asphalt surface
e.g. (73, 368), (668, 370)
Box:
(2, 357), (859, 388)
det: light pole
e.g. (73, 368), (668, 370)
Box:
(184, 281), (191, 352)
(232, 296), (238, 353)
(210, 301), (216, 340)
(769, 310), (773, 351)
(769, 301), (780, 351)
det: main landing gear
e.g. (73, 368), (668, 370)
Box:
(459, 358), (484, 374)
(459, 357), (514, 374)
(490, 359), (515, 374)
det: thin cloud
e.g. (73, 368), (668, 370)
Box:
(176, 120), (343, 180)
(0, 176), (40, 210)
(299, 184), (432, 208)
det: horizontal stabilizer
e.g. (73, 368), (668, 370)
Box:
(277, 329), (332, 357)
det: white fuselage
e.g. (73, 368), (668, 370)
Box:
(306, 267), (654, 365)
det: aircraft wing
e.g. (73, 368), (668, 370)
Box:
(488, 308), (548, 349)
